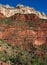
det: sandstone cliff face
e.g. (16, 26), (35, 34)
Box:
(0, 4), (47, 65)
(0, 4), (47, 46)
(0, 19), (47, 46)
(0, 4), (47, 19)
(10, 14), (38, 21)
(0, 13), (5, 18)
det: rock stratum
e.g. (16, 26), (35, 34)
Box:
(0, 4), (47, 19)
(0, 4), (47, 46)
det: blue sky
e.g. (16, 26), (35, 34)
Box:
(0, 0), (47, 14)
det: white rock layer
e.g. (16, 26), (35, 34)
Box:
(0, 4), (47, 19)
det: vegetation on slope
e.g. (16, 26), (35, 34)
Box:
(0, 40), (47, 65)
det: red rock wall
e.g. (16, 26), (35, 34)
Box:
(0, 13), (5, 18)
(10, 14), (38, 21)
(0, 13), (47, 46)
(0, 24), (46, 46)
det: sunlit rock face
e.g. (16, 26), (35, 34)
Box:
(0, 4), (47, 19)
